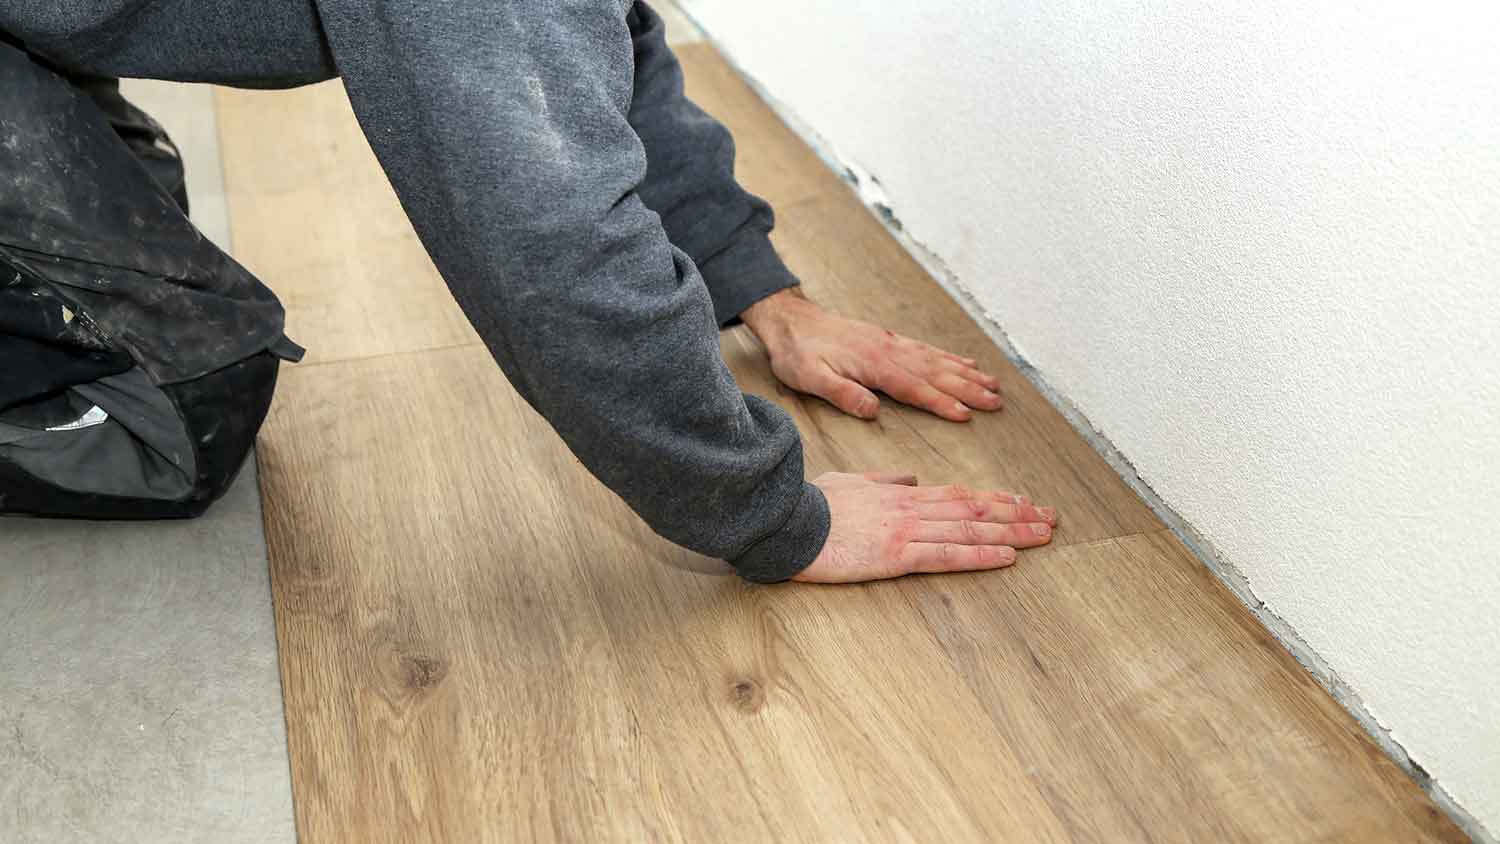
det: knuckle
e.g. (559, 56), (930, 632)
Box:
(959, 520), (982, 544)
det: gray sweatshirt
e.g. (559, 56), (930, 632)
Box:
(1, 0), (829, 582)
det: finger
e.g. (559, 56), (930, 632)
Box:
(906, 484), (1031, 506)
(940, 358), (1002, 391)
(931, 371), (1003, 411)
(875, 369), (972, 421)
(809, 366), (881, 419)
(899, 542), (1017, 574)
(924, 344), (977, 366)
(915, 499), (1058, 524)
(863, 472), (919, 486)
(913, 520), (1053, 548)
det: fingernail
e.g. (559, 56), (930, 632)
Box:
(1038, 506), (1057, 522)
(982, 390), (1000, 402)
(955, 402), (971, 416)
(1032, 523), (1051, 537)
(998, 547), (1017, 563)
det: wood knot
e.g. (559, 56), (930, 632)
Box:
(399, 653), (448, 689)
(727, 678), (765, 714)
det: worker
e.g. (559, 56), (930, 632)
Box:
(0, 2), (1057, 583)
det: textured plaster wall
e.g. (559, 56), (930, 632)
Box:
(679, 0), (1500, 833)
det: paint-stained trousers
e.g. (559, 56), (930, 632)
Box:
(0, 2), (829, 582)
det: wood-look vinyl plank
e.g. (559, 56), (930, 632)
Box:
(677, 43), (847, 209)
(215, 84), (479, 366)
(220, 41), (1464, 844)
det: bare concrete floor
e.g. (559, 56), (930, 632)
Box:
(0, 466), (295, 844)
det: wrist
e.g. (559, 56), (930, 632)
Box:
(741, 288), (811, 346)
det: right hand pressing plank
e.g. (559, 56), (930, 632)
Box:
(792, 472), (1058, 583)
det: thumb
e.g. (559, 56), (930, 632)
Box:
(863, 471), (918, 485)
(810, 366), (880, 419)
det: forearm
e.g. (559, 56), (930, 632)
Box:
(314, 0), (826, 580)
(627, 1), (801, 326)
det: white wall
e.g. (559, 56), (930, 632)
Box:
(681, 0), (1500, 833)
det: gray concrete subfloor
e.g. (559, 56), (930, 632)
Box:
(1, 80), (295, 843)
(1, 468), (295, 844)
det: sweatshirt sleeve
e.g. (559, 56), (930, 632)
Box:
(309, 0), (827, 581)
(625, 1), (802, 326)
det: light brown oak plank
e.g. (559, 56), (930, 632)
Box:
(905, 530), (1463, 843)
(222, 41), (1465, 844)
(260, 346), (1076, 842)
(255, 348), (1460, 841)
(215, 83), (480, 366)
(677, 43), (846, 210)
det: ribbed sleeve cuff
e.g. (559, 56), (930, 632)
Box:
(729, 481), (830, 583)
(697, 227), (802, 327)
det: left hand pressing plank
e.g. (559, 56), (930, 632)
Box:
(741, 289), (1002, 422)
(792, 472), (1058, 583)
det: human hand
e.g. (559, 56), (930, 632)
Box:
(792, 472), (1058, 583)
(741, 290), (1003, 422)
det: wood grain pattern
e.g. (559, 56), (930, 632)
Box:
(222, 44), (1465, 844)
(678, 44), (845, 210)
(215, 83), (479, 366)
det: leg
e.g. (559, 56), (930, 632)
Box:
(0, 42), (296, 518)
(625, 1), (801, 326)
(63, 73), (191, 213)
(1, 1), (334, 86)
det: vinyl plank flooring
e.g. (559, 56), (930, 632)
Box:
(677, 43), (847, 210)
(221, 42), (1464, 844)
(654, 0), (705, 45)
(904, 529), (1460, 843)
(214, 82), (479, 367)
(257, 346), (1072, 842)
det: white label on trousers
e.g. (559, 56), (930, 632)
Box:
(46, 404), (109, 432)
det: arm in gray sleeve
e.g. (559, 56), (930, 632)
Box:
(1, 0), (828, 581)
(625, 2), (802, 326)
(310, 0), (826, 581)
